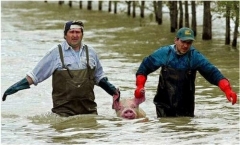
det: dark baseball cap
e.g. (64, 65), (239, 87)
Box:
(64, 20), (84, 35)
(176, 27), (195, 41)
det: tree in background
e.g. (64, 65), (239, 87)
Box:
(140, 1), (145, 18)
(53, 1), (238, 47)
(132, 1), (136, 18)
(87, 1), (92, 10)
(169, 1), (178, 32)
(191, 1), (197, 36)
(154, 1), (162, 25)
(108, 1), (112, 12)
(179, 1), (183, 28)
(184, 1), (189, 27)
(126, 1), (131, 16)
(202, 1), (212, 40)
(98, 1), (103, 11)
(114, 1), (118, 14)
(213, 1), (239, 48)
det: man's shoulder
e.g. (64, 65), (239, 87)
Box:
(84, 44), (97, 53)
(189, 46), (202, 55)
(155, 44), (173, 53)
(84, 44), (94, 49)
(43, 45), (59, 56)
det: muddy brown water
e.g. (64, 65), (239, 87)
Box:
(1, 1), (239, 144)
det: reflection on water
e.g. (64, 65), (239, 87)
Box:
(1, 1), (239, 145)
(29, 114), (106, 144)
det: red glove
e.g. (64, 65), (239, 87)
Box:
(218, 79), (237, 105)
(134, 75), (147, 105)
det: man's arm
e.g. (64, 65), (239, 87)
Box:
(2, 76), (33, 101)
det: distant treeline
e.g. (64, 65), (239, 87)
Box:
(44, 1), (239, 48)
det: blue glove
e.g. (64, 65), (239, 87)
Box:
(2, 78), (30, 101)
(99, 77), (117, 96)
(98, 77), (120, 109)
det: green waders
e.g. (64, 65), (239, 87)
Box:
(51, 45), (97, 117)
(153, 50), (197, 117)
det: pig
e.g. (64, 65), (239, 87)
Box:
(114, 98), (146, 119)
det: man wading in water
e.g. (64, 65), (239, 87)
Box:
(2, 20), (120, 117)
(133, 27), (237, 117)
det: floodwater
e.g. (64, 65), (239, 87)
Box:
(1, 1), (239, 145)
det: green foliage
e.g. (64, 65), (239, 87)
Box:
(213, 1), (239, 20)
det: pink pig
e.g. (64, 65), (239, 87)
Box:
(114, 98), (146, 119)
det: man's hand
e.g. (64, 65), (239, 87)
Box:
(2, 78), (30, 101)
(134, 88), (146, 105)
(218, 79), (237, 105)
(224, 89), (237, 105)
(134, 75), (147, 105)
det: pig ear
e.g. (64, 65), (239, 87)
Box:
(112, 103), (121, 110)
(113, 94), (120, 102)
(112, 97), (121, 110)
(134, 97), (145, 106)
(113, 88), (120, 102)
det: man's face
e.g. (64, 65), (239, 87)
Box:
(65, 28), (83, 49)
(174, 38), (193, 54)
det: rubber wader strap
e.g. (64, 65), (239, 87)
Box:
(165, 48), (171, 66)
(164, 48), (193, 90)
(159, 48), (172, 87)
(58, 44), (65, 67)
(84, 45), (91, 79)
(57, 44), (74, 78)
(187, 51), (193, 91)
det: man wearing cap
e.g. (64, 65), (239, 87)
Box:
(134, 27), (237, 117)
(2, 20), (120, 117)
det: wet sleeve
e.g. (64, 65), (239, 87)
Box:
(136, 47), (168, 76)
(193, 51), (225, 86)
(27, 47), (59, 85)
(92, 50), (105, 84)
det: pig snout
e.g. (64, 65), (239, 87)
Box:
(121, 108), (137, 119)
